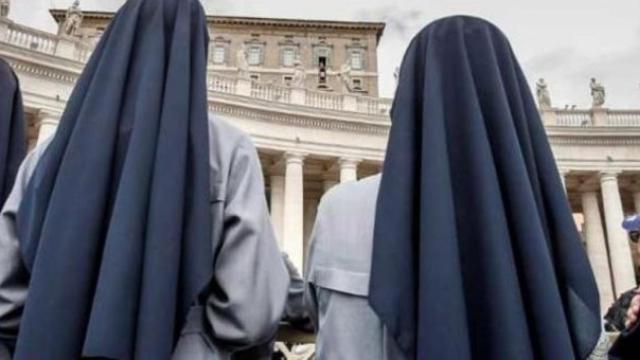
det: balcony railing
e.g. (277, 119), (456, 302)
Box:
(0, 18), (93, 62)
(542, 108), (640, 127)
(208, 73), (392, 117)
(4, 18), (640, 124)
(0, 18), (393, 117)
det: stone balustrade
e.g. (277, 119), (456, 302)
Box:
(542, 108), (640, 127)
(0, 18), (92, 62)
(208, 73), (393, 117)
(2, 18), (640, 124)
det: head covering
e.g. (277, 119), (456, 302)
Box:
(622, 215), (640, 232)
(0, 59), (26, 207)
(369, 16), (601, 360)
(14, 0), (213, 358)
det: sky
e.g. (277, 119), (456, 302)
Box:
(10, 0), (640, 108)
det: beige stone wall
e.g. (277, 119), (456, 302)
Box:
(50, 10), (384, 96)
(209, 23), (380, 95)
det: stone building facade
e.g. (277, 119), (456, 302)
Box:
(49, 9), (385, 96)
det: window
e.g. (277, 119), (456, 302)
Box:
(209, 37), (230, 65)
(282, 48), (296, 67)
(350, 51), (364, 70)
(312, 42), (333, 67)
(247, 46), (263, 66)
(352, 78), (363, 90)
(283, 75), (293, 86)
(212, 45), (226, 65)
(250, 74), (260, 81)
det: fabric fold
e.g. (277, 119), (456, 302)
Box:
(13, 0), (214, 359)
(369, 16), (601, 360)
(0, 59), (26, 209)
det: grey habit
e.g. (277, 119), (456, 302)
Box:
(305, 174), (405, 360)
(0, 116), (289, 359)
(305, 174), (610, 360)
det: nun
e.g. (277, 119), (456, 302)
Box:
(368, 15), (612, 360)
(605, 215), (640, 359)
(0, 0), (288, 359)
(0, 59), (26, 208)
(305, 173), (406, 360)
(311, 15), (611, 360)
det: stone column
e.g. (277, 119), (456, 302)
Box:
(37, 111), (60, 144)
(601, 171), (637, 295)
(581, 191), (614, 310)
(283, 153), (305, 271)
(339, 158), (360, 183)
(269, 174), (285, 249)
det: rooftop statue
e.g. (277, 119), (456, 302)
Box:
(590, 77), (606, 108)
(0, 0), (9, 18)
(60, 0), (83, 37)
(536, 78), (552, 109)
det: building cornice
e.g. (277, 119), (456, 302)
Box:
(49, 10), (386, 41)
(210, 97), (390, 136)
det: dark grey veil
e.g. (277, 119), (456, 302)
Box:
(370, 16), (601, 360)
(0, 59), (26, 208)
(14, 0), (213, 358)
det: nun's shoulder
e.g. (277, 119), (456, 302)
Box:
(319, 174), (381, 212)
(207, 114), (257, 155)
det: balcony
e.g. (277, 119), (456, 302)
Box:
(543, 108), (640, 127)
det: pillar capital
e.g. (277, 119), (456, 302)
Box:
(338, 157), (360, 183)
(600, 170), (622, 183)
(36, 109), (61, 123)
(338, 157), (362, 168)
(284, 152), (306, 165)
(36, 110), (61, 145)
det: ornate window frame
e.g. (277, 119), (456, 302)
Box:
(312, 39), (334, 68)
(346, 40), (367, 71)
(279, 38), (301, 68)
(210, 36), (231, 65)
(245, 37), (267, 66)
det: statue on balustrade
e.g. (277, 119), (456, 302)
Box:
(291, 57), (306, 88)
(590, 77), (606, 108)
(338, 61), (353, 93)
(536, 78), (552, 109)
(236, 43), (250, 79)
(0, 0), (9, 18)
(60, 0), (83, 37)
